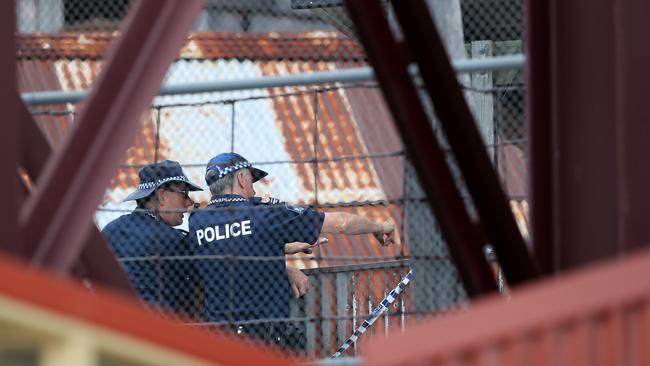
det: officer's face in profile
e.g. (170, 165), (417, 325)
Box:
(240, 169), (256, 198)
(157, 183), (195, 227)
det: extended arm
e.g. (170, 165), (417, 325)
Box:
(321, 212), (397, 246)
(285, 237), (328, 254)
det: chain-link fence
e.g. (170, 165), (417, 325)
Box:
(18, 0), (526, 360)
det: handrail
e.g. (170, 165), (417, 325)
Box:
(21, 55), (525, 106)
(363, 248), (650, 365)
(292, 260), (412, 358)
(0, 254), (293, 366)
(302, 259), (410, 275)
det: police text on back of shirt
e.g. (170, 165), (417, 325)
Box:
(195, 220), (252, 245)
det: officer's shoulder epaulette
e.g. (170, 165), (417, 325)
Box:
(253, 196), (283, 205)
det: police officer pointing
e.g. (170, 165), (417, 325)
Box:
(188, 153), (396, 350)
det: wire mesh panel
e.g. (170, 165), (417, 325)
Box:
(17, 0), (526, 360)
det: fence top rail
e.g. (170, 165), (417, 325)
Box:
(21, 54), (524, 106)
(302, 259), (410, 275)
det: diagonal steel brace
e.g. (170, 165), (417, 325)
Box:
(345, 0), (498, 295)
(391, 0), (539, 285)
(19, 0), (206, 273)
(19, 103), (134, 293)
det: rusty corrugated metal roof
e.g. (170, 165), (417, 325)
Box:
(260, 61), (384, 202)
(343, 81), (404, 201)
(259, 60), (404, 265)
(18, 57), (166, 191)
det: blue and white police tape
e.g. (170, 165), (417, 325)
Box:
(331, 270), (413, 358)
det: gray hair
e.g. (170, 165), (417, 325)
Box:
(207, 171), (237, 195)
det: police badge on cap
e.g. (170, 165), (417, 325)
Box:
(123, 160), (203, 202)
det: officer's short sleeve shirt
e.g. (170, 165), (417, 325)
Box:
(189, 195), (325, 322)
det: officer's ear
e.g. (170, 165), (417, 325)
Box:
(155, 188), (167, 207)
(236, 170), (246, 189)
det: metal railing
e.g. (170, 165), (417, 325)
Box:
(362, 249), (650, 366)
(290, 260), (411, 358)
(21, 54), (524, 106)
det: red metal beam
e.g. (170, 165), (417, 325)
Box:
(18, 104), (134, 294)
(19, 0), (206, 272)
(526, 0), (650, 272)
(364, 247), (650, 365)
(613, 0), (650, 253)
(0, 253), (295, 366)
(550, 0), (617, 270)
(0, 1), (18, 253)
(528, 0), (650, 271)
(391, 0), (539, 286)
(526, 0), (553, 274)
(19, 106), (50, 186)
(344, 0), (497, 295)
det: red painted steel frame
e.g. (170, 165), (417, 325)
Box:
(0, 253), (295, 366)
(344, 0), (497, 295)
(391, 1), (539, 285)
(19, 0), (206, 273)
(526, 0), (553, 274)
(19, 105), (50, 187)
(613, 0), (650, 254)
(19, 104), (134, 293)
(363, 247), (650, 366)
(527, 0), (650, 272)
(0, 1), (19, 253)
(547, 0), (616, 270)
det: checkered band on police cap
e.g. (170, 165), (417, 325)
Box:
(137, 175), (190, 190)
(207, 161), (252, 181)
(205, 152), (268, 185)
(122, 160), (203, 202)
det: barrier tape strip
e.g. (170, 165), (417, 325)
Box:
(331, 270), (413, 358)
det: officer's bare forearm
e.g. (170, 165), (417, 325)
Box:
(322, 212), (383, 235)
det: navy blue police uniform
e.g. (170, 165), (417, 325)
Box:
(101, 160), (203, 317)
(188, 194), (324, 347)
(102, 211), (197, 313)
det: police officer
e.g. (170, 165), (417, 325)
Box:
(189, 152), (396, 350)
(102, 160), (203, 317)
